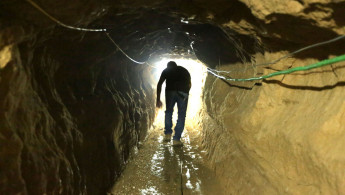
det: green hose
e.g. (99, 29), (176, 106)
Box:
(210, 54), (345, 82)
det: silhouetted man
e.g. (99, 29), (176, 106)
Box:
(156, 61), (191, 146)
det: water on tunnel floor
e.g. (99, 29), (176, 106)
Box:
(109, 57), (222, 194)
(109, 123), (225, 195)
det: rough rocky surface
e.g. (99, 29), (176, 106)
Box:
(1, 0), (345, 194)
(1, 1), (155, 194)
(200, 0), (345, 194)
(203, 53), (345, 194)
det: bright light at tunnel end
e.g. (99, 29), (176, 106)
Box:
(153, 57), (207, 80)
(153, 57), (207, 130)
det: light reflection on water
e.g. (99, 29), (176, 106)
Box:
(140, 186), (160, 195)
(146, 130), (208, 194)
(111, 127), (224, 195)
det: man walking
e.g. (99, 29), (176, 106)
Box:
(156, 61), (191, 146)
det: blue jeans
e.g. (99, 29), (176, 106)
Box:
(164, 91), (188, 141)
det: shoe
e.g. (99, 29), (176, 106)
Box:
(163, 134), (172, 142)
(172, 140), (183, 146)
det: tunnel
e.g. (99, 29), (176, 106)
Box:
(1, 0), (345, 194)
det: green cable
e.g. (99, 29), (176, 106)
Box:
(209, 54), (345, 82)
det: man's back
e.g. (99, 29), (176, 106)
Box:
(162, 66), (191, 93)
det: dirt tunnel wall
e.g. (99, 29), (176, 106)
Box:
(202, 52), (345, 194)
(0, 27), (156, 194)
(1, 0), (345, 194)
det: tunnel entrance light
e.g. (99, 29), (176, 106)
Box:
(153, 57), (207, 131)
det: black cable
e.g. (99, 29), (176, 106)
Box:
(255, 35), (345, 67)
(180, 152), (183, 195)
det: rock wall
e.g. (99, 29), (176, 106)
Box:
(2, 0), (345, 194)
(0, 13), (155, 195)
(200, 0), (345, 194)
(202, 51), (345, 194)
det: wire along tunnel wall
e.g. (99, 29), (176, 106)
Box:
(208, 54), (345, 82)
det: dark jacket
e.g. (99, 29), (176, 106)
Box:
(159, 66), (191, 93)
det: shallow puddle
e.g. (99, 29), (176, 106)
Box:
(109, 124), (224, 195)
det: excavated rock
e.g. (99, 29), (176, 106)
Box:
(1, 1), (155, 194)
(1, 0), (345, 194)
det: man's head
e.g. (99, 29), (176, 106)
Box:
(167, 61), (177, 68)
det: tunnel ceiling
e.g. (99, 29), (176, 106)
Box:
(2, 0), (345, 194)
(2, 0), (345, 69)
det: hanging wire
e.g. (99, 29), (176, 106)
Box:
(105, 32), (146, 64)
(207, 34), (345, 81)
(207, 34), (345, 74)
(24, 0), (345, 81)
(207, 54), (345, 81)
(25, 0), (151, 65)
(25, 0), (107, 32)
(255, 35), (345, 66)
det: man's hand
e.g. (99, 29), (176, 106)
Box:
(156, 100), (163, 108)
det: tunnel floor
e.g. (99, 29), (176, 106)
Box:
(109, 118), (224, 195)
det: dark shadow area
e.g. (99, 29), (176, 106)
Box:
(264, 80), (345, 91)
(263, 13), (345, 60)
(220, 78), (254, 90)
(93, 8), (261, 69)
(264, 64), (345, 76)
(182, 23), (256, 68)
(304, 2), (345, 27)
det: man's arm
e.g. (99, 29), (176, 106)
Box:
(187, 71), (191, 90)
(188, 73), (191, 89)
(156, 72), (165, 108)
